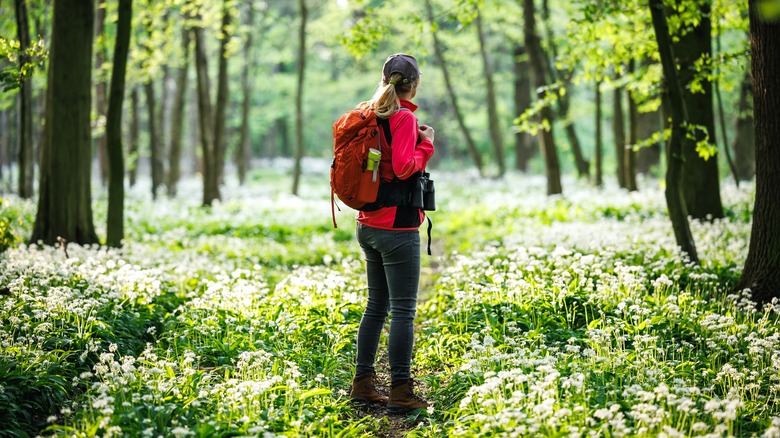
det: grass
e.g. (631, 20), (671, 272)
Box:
(0, 167), (775, 437)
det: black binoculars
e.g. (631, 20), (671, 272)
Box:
(409, 172), (436, 211)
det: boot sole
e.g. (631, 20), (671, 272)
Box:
(387, 405), (425, 415)
(351, 397), (388, 406)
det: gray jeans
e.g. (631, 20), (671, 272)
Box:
(355, 223), (421, 383)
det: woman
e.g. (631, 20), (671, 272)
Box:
(348, 53), (435, 414)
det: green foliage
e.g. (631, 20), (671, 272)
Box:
(0, 37), (47, 92)
(759, 0), (780, 19)
(0, 171), (769, 436)
(0, 197), (34, 252)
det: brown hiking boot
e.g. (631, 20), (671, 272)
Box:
(349, 372), (388, 405)
(387, 379), (429, 414)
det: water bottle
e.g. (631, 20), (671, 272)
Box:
(357, 148), (381, 203)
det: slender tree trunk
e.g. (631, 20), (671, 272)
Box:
(673, 0), (723, 220)
(145, 81), (163, 199)
(94, 2), (108, 186)
(613, 72), (627, 189)
(733, 69), (755, 181)
(524, 0), (561, 195)
(737, 0), (780, 303)
(595, 80), (603, 187)
(0, 110), (7, 183)
(649, 0), (698, 263)
(513, 44), (536, 172)
(476, 9), (505, 176)
(167, 27), (190, 197)
(636, 105), (662, 175)
(31, 0), (99, 245)
(714, 27), (739, 186)
(267, 118), (280, 158)
(129, 87), (139, 186)
(291, 0), (307, 195)
(193, 26), (219, 205)
(237, 3), (254, 186)
(540, 0), (588, 178)
(34, 81), (45, 165)
(214, 1), (231, 186)
(424, 0), (483, 176)
(0, 110), (5, 175)
(106, 0), (132, 248)
(15, 0), (35, 198)
(188, 82), (200, 174)
(625, 62), (638, 191)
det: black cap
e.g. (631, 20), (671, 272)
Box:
(382, 53), (421, 85)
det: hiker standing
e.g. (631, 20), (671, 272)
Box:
(348, 53), (435, 414)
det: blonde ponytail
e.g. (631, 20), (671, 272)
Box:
(358, 72), (415, 119)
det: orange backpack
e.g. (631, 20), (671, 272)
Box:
(330, 108), (383, 227)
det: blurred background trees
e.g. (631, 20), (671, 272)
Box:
(0, 0), (764, 250)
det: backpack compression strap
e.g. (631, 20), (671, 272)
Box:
(331, 189), (340, 228)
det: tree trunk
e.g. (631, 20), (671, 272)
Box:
(649, 0), (698, 263)
(129, 87), (139, 186)
(167, 27), (190, 197)
(94, 2), (108, 186)
(673, 0), (723, 220)
(214, 2), (231, 186)
(636, 106), (662, 175)
(188, 82), (200, 174)
(291, 0), (307, 196)
(524, 0), (561, 195)
(193, 26), (219, 205)
(613, 73), (627, 189)
(237, 2), (254, 186)
(541, 0), (589, 178)
(15, 0), (35, 198)
(424, 0), (484, 176)
(0, 110), (7, 182)
(31, 0), (99, 245)
(714, 29), (739, 186)
(106, 0), (132, 248)
(144, 81), (163, 199)
(733, 69), (755, 181)
(513, 44), (536, 172)
(737, 0), (780, 303)
(595, 80), (603, 187)
(476, 9), (505, 176)
(625, 62), (638, 191)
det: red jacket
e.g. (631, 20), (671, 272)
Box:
(356, 99), (434, 230)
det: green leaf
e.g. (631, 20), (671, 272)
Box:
(299, 387), (331, 401)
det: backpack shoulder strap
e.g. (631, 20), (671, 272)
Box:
(377, 107), (411, 148)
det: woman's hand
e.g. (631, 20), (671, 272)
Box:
(418, 125), (435, 144)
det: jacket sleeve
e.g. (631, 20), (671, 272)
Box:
(391, 112), (434, 180)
